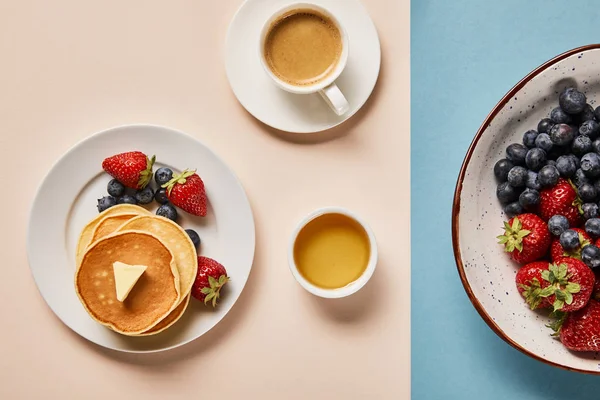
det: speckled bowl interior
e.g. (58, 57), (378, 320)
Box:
(454, 45), (600, 374)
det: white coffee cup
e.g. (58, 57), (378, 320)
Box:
(259, 3), (350, 116)
(288, 207), (377, 298)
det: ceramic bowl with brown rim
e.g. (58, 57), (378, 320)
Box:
(453, 44), (600, 374)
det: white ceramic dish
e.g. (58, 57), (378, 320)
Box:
(453, 45), (600, 374)
(288, 206), (377, 298)
(27, 125), (255, 353)
(225, 0), (381, 133)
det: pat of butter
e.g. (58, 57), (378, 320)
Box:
(112, 261), (147, 302)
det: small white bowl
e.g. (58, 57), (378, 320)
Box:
(288, 207), (377, 298)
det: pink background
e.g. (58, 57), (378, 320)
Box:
(0, 0), (409, 398)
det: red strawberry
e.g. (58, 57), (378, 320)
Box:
(550, 228), (592, 261)
(515, 261), (553, 309)
(497, 214), (551, 264)
(191, 256), (229, 306)
(162, 169), (207, 217)
(539, 178), (582, 226)
(542, 258), (594, 312)
(558, 300), (600, 352)
(102, 151), (155, 189)
(593, 271), (600, 301)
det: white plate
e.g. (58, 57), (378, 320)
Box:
(27, 125), (255, 353)
(225, 0), (381, 133)
(454, 45), (600, 373)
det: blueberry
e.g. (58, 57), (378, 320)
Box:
(155, 167), (174, 186)
(97, 196), (117, 213)
(582, 245), (600, 269)
(537, 118), (555, 134)
(546, 159), (557, 167)
(519, 188), (540, 210)
(117, 195), (137, 205)
(594, 179), (600, 195)
(551, 107), (573, 124)
(156, 203), (178, 222)
(525, 148), (546, 171)
(559, 87), (587, 114)
(506, 143), (528, 165)
(107, 179), (125, 197)
(135, 187), (154, 204)
(185, 229), (201, 249)
(576, 104), (596, 123)
(535, 133), (553, 152)
(497, 182), (519, 204)
(581, 152), (600, 178)
(580, 120), (600, 139)
(574, 168), (591, 187)
(595, 105), (600, 122)
(550, 124), (575, 146)
(560, 229), (580, 250)
(504, 202), (523, 218)
(155, 188), (169, 204)
(507, 166), (528, 187)
(572, 135), (593, 156)
(556, 155), (577, 178)
(523, 130), (538, 148)
(586, 218), (600, 238)
(526, 171), (541, 190)
(494, 159), (514, 182)
(579, 183), (598, 202)
(538, 165), (559, 187)
(592, 140), (600, 156)
(568, 153), (581, 169)
(548, 215), (569, 236)
(583, 203), (600, 220)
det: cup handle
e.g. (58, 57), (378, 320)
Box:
(319, 82), (350, 116)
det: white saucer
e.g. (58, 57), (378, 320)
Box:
(225, 0), (381, 133)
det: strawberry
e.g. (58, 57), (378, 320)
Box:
(516, 259), (594, 312)
(497, 214), (551, 264)
(162, 169), (207, 217)
(539, 178), (582, 227)
(593, 271), (600, 301)
(102, 151), (155, 189)
(550, 228), (591, 261)
(515, 261), (553, 309)
(191, 256), (229, 306)
(543, 258), (594, 312)
(557, 300), (600, 352)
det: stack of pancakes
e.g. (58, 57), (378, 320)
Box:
(74, 205), (198, 336)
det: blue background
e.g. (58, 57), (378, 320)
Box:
(412, 1), (600, 398)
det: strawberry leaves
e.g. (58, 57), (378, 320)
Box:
(497, 217), (531, 253)
(138, 155), (156, 189)
(162, 169), (196, 195)
(540, 263), (581, 311)
(200, 274), (230, 307)
(546, 310), (568, 336)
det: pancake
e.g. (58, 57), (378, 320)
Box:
(91, 214), (138, 243)
(76, 205), (151, 266)
(137, 294), (190, 336)
(116, 215), (198, 298)
(75, 230), (181, 335)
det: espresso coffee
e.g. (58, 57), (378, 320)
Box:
(264, 9), (342, 86)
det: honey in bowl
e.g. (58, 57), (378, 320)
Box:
(293, 213), (370, 289)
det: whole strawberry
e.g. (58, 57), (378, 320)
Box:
(162, 169), (207, 217)
(550, 228), (591, 261)
(539, 178), (582, 227)
(515, 261), (553, 310)
(497, 214), (551, 264)
(191, 256), (229, 306)
(542, 258), (594, 312)
(102, 151), (155, 189)
(559, 300), (600, 352)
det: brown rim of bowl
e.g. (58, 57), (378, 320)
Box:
(452, 44), (600, 375)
